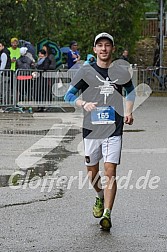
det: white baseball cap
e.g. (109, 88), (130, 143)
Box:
(94, 32), (114, 46)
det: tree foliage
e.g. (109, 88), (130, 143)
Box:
(0, 0), (162, 59)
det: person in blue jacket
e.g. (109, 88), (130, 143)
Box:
(67, 41), (80, 69)
(84, 54), (96, 65)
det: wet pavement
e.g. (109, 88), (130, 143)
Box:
(0, 97), (167, 251)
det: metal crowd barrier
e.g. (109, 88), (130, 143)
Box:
(133, 66), (167, 92)
(0, 69), (79, 112)
(16, 69), (79, 111)
(1, 67), (167, 113)
(0, 70), (15, 109)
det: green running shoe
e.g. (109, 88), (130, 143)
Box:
(93, 197), (104, 218)
(100, 209), (112, 231)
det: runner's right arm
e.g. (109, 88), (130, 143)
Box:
(64, 76), (88, 107)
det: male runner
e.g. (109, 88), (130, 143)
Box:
(65, 32), (135, 231)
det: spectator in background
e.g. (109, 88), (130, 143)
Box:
(8, 38), (20, 71)
(35, 49), (50, 111)
(42, 43), (56, 70)
(67, 41), (80, 69)
(120, 49), (129, 62)
(8, 38), (21, 99)
(0, 41), (11, 73)
(0, 40), (11, 104)
(16, 47), (35, 101)
(42, 44), (56, 104)
(84, 54), (96, 65)
(16, 47), (35, 70)
(36, 49), (50, 70)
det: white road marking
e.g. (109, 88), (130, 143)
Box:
(123, 148), (167, 154)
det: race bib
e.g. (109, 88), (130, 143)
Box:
(91, 106), (115, 124)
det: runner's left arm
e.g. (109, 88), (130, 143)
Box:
(123, 81), (135, 124)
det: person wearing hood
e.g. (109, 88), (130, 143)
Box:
(16, 47), (35, 69)
(84, 54), (96, 65)
(16, 47), (36, 102)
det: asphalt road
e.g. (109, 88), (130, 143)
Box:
(0, 97), (167, 252)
